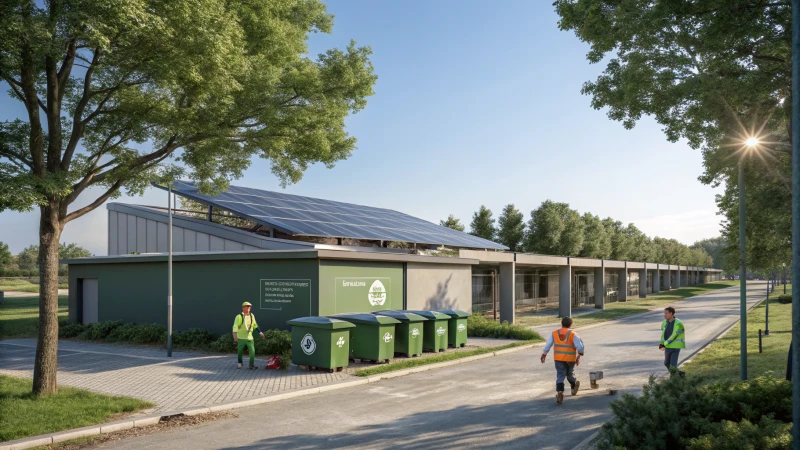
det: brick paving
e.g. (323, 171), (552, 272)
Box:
(0, 337), (514, 412)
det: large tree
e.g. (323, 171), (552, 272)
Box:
(439, 214), (465, 232)
(524, 200), (584, 256)
(469, 205), (496, 241)
(580, 212), (610, 258)
(555, 0), (791, 273)
(0, 0), (376, 394)
(496, 204), (525, 252)
(0, 241), (11, 267)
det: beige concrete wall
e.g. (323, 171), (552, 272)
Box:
(406, 262), (473, 312)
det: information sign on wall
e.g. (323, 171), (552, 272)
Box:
(260, 279), (311, 313)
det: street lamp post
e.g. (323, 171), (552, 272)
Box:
(167, 182), (173, 357)
(738, 157), (748, 381)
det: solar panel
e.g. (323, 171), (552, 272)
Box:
(156, 181), (508, 250)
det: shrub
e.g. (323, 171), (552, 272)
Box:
(208, 329), (292, 369)
(597, 375), (792, 450)
(79, 320), (124, 341)
(59, 322), (88, 338)
(173, 328), (217, 349)
(466, 314), (541, 340)
(777, 294), (792, 304)
(210, 333), (236, 353)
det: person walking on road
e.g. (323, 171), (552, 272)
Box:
(659, 306), (686, 377)
(541, 317), (585, 405)
(233, 301), (264, 369)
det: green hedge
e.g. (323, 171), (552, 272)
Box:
(598, 374), (792, 450)
(777, 294), (792, 304)
(466, 314), (541, 341)
(58, 320), (292, 369)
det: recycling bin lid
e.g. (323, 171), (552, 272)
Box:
(330, 313), (401, 325)
(373, 310), (426, 323)
(436, 309), (472, 318)
(287, 316), (355, 330)
(405, 310), (451, 320)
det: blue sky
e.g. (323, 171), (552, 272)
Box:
(0, 0), (722, 255)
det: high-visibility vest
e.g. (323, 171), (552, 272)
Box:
(661, 318), (686, 349)
(552, 328), (577, 363)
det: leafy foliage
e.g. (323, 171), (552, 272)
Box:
(598, 375), (792, 450)
(777, 294), (792, 304)
(13, 243), (91, 275)
(524, 200), (584, 256)
(439, 214), (465, 232)
(0, 242), (10, 267)
(469, 205), (496, 241)
(554, 0), (791, 273)
(496, 204), (525, 252)
(580, 213), (610, 258)
(466, 314), (541, 341)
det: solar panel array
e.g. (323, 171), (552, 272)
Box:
(159, 181), (508, 250)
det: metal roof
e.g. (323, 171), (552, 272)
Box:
(153, 181), (508, 250)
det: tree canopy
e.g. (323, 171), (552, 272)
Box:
(469, 205), (496, 241)
(440, 214), (465, 232)
(524, 200), (585, 256)
(555, 0), (791, 272)
(496, 204), (525, 252)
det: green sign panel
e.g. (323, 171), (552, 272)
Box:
(335, 277), (393, 312)
(260, 279), (311, 314)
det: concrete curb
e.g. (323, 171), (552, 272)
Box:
(0, 341), (541, 450)
(568, 292), (768, 450)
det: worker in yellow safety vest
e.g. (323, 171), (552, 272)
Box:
(659, 306), (686, 377)
(541, 316), (585, 404)
(233, 302), (264, 369)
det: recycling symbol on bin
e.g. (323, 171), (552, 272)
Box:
(383, 332), (393, 343)
(301, 334), (316, 355)
(458, 324), (466, 332)
(436, 327), (446, 336)
(410, 328), (420, 338)
(336, 337), (345, 348)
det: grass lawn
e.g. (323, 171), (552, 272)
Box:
(681, 284), (792, 382)
(0, 279), (68, 293)
(354, 340), (537, 377)
(517, 280), (740, 328)
(0, 375), (152, 442)
(0, 295), (68, 340)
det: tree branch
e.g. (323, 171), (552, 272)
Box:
(61, 48), (102, 171)
(63, 179), (123, 223)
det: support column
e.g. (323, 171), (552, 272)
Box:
(639, 264), (647, 298)
(618, 264), (628, 302)
(499, 262), (515, 324)
(654, 266), (661, 294)
(594, 263), (605, 310)
(676, 267), (681, 289)
(667, 267), (672, 290)
(559, 264), (572, 318)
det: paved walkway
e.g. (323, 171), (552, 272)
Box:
(0, 337), (514, 413)
(93, 282), (766, 450)
(1, 288), (68, 298)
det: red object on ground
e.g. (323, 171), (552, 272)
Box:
(265, 356), (280, 370)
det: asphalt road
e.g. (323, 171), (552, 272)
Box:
(94, 282), (766, 450)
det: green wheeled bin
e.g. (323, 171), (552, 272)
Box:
(287, 317), (355, 372)
(437, 309), (471, 348)
(330, 313), (401, 363)
(374, 310), (426, 357)
(407, 310), (449, 352)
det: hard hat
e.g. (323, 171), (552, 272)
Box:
(242, 302), (252, 307)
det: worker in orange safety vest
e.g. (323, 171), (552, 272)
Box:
(541, 316), (585, 404)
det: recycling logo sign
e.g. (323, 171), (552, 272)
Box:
(458, 324), (466, 332)
(383, 332), (393, 343)
(368, 280), (387, 306)
(436, 326), (446, 336)
(301, 334), (316, 355)
(336, 336), (345, 348)
(410, 328), (420, 338)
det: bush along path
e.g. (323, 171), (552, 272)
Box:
(58, 320), (293, 369)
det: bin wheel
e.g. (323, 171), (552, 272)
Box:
(328, 368), (334, 373)
(336, 367), (343, 372)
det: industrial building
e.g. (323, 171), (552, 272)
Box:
(64, 182), (723, 334)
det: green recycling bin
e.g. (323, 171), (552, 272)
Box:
(407, 310), (450, 352)
(287, 317), (355, 372)
(330, 313), (401, 363)
(374, 310), (426, 357)
(437, 309), (471, 348)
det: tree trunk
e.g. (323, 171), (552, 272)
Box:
(32, 203), (63, 395)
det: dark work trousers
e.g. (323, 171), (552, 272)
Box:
(664, 348), (683, 376)
(554, 360), (576, 392)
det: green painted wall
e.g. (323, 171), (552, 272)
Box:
(69, 259), (319, 335)
(318, 260), (404, 315)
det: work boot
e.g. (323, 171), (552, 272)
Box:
(556, 392), (564, 404)
(237, 363), (242, 369)
(249, 365), (257, 370)
(571, 380), (581, 396)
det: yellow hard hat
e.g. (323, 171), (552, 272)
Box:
(242, 302), (252, 307)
